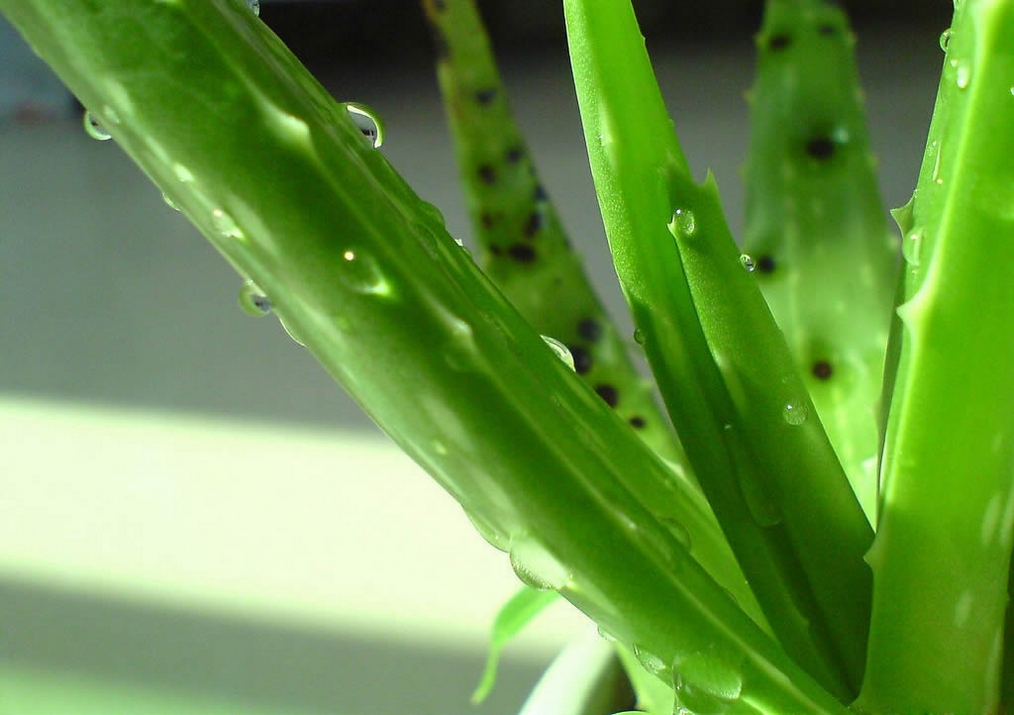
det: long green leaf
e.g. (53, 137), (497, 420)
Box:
(742, 0), (899, 524)
(856, 0), (1014, 711)
(564, 0), (872, 697)
(421, 0), (691, 473)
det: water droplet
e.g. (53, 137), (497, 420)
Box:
(83, 110), (112, 141)
(277, 314), (306, 347)
(659, 517), (692, 550)
(669, 208), (697, 238)
(956, 62), (971, 89)
(633, 328), (646, 345)
(509, 536), (571, 591)
(339, 249), (391, 296)
(173, 163), (195, 184)
(238, 280), (272, 316)
(212, 208), (244, 239)
(596, 626), (618, 643)
(932, 142), (944, 185)
(345, 102), (384, 148)
(738, 471), (782, 527)
(783, 401), (809, 426)
(464, 509), (510, 552)
(246, 0), (260, 15)
(541, 336), (575, 371)
(633, 645), (668, 675)
(902, 228), (923, 266)
(162, 192), (181, 211)
(417, 200), (446, 228)
(1009, 86), (1014, 96)
(739, 254), (755, 272)
(939, 28), (951, 52)
(673, 647), (744, 714)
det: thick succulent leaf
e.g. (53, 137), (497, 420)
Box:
(564, 0), (871, 697)
(856, 1), (1014, 712)
(742, 0), (899, 524)
(420, 0), (691, 474)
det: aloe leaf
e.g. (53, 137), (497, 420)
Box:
(420, 0), (696, 476)
(0, 0), (848, 711)
(564, 0), (874, 696)
(472, 586), (559, 703)
(419, 0), (765, 627)
(854, 1), (1014, 712)
(742, 0), (900, 524)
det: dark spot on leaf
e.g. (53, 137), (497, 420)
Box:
(480, 212), (496, 229)
(488, 244), (502, 256)
(812, 360), (833, 380)
(757, 255), (776, 273)
(806, 136), (836, 160)
(769, 33), (792, 50)
(478, 164), (497, 185)
(570, 345), (593, 374)
(523, 211), (543, 238)
(595, 384), (619, 408)
(431, 0), (446, 10)
(507, 243), (536, 263)
(475, 88), (497, 106)
(577, 317), (603, 343)
(817, 23), (837, 36)
(505, 146), (525, 164)
(629, 416), (646, 429)
(533, 184), (548, 202)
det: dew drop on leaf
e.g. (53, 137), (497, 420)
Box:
(238, 279), (271, 316)
(673, 646), (744, 714)
(339, 249), (391, 296)
(212, 208), (244, 239)
(464, 510), (510, 552)
(246, 0), (260, 15)
(902, 228), (923, 267)
(956, 62), (971, 89)
(162, 192), (181, 211)
(509, 536), (571, 591)
(739, 254), (756, 272)
(669, 208), (697, 239)
(83, 110), (112, 141)
(939, 28), (951, 52)
(783, 401), (809, 426)
(345, 102), (385, 148)
(541, 335), (575, 371)
(633, 645), (668, 675)
(633, 328), (646, 345)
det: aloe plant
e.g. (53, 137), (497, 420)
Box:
(2, 0), (1013, 712)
